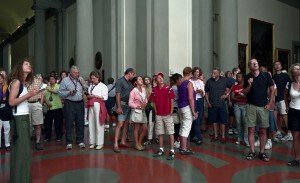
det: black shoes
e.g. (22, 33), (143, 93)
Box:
(35, 143), (43, 151)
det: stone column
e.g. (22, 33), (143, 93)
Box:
(76, 0), (94, 79)
(2, 44), (11, 73)
(217, 0), (238, 72)
(116, 0), (136, 76)
(151, 0), (169, 76)
(56, 9), (64, 73)
(34, 7), (46, 75)
(193, 0), (214, 77)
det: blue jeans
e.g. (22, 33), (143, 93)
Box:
(268, 110), (277, 132)
(189, 98), (204, 141)
(233, 103), (248, 143)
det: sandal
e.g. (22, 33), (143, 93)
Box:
(246, 152), (256, 160)
(134, 146), (145, 151)
(258, 152), (270, 162)
(287, 159), (300, 166)
(180, 148), (195, 155)
(113, 146), (121, 153)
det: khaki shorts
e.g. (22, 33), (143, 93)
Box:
(155, 115), (174, 135)
(28, 102), (44, 125)
(245, 104), (269, 128)
(275, 100), (287, 115)
(179, 106), (193, 137)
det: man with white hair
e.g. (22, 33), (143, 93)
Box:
(58, 65), (87, 150)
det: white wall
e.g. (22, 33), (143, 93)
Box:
(238, 0), (299, 51)
(169, 0), (192, 75)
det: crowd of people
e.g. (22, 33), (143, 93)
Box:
(0, 57), (300, 182)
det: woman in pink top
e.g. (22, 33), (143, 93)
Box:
(129, 76), (148, 150)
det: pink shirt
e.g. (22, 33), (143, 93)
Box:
(129, 87), (148, 109)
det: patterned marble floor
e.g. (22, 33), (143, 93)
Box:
(0, 126), (299, 183)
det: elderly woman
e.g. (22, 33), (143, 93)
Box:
(129, 76), (148, 150)
(87, 71), (108, 150)
(178, 67), (198, 155)
(285, 63), (300, 166)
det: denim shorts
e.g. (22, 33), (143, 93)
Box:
(118, 104), (131, 122)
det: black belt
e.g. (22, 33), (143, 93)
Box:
(28, 99), (41, 103)
(65, 99), (83, 103)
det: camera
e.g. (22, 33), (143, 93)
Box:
(84, 88), (89, 95)
(49, 96), (53, 102)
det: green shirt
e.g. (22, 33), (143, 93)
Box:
(45, 84), (62, 110)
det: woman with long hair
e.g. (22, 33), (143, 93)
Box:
(284, 63), (300, 166)
(129, 76), (148, 150)
(9, 57), (39, 183)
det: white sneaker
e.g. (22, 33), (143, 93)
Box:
(95, 145), (103, 150)
(235, 141), (240, 145)
(281, 133), (293, 141)
(174, 141), (180, 149)
(78, 142), (86, 148)
(104, 124), (110, 129)
(275, 131), (282, 138)
(228, 128), (233, 135)
(66, 144), (72, 150)
(245, 141), (250, 147)
(254, 140), (260, 147)
(233, 128), (238, 135)
(89, 144), (95, 149)
(265, 139), (272, 150)
(273, 137), (280, 142)
(112, 123), (117, 127)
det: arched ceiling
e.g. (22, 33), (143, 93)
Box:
(0, 0), (34, 42)
(0, 0), (298, 43)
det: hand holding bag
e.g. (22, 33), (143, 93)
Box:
(131, 109), (143, 122)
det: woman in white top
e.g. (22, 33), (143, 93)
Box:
(87, 71), (108, 150)
(9, 58), (39, 183)
(189, 67), (205, 145)
(285, 63), (300, 166)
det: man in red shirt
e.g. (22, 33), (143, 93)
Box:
(150, 72), (176, 160)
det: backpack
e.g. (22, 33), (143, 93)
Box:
(0, 80), (24, 121)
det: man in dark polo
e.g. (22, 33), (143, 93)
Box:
(58, 65), (87, 150)
(113, 68), (135, 153)
(205, 68), (231, 143)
